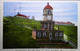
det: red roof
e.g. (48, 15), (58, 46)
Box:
(54, 21), (72, 24)
(44, 3), (53, 10)
(16, 13), (29, 18)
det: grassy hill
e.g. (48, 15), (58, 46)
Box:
(3, 17), (41, 48)
(3, 17), (77, 48)
(55, 25), (77, 46)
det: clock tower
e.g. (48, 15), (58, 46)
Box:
(43, 3), (53, 21)
(32, 3), (64, 42)
(41, 3), (54, 30)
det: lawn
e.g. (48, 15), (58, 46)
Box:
(3, 17), (40, 48)
(54, 25), (77, 46)
(3, 17), (77, 48)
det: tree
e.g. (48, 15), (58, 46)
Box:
(32, 16), (35, 20)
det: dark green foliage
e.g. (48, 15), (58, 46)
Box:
(39, 44), (73, 48)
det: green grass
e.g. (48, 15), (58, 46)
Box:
(3, 17), (77, 48)
(54, 25), (77, 46)
(3, 17), (40, 48)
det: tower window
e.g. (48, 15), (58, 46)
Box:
(60, 33), (63, 36)
(48, 10), (51, 14)
(55, 33), (58, 37)
(49, 23), (51, 28)
(43, 32), (46, 37)
(38, 32), (41, 37)
(49, 23), (51, 30)
(44, 23), (47, 28)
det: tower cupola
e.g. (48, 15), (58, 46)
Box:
(43, 3), (53, 21)
(44, 3), (53, 10)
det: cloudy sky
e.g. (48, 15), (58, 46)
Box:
(3, 2), (78, 26)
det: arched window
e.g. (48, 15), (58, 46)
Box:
(49, 33), (52, 40)
(49, 23), (51, 30)
(43, 32), (46, 37)
(44, 23), (47, 28)
(55, 33), (58, 37)
(38, 32), (41, 37)
(60, 33), (63, 36)
(48, 10), (51, 14)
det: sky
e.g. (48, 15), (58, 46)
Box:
(3, 2), (78, 26)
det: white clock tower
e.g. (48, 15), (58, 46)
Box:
(43, 3), (53, 21)
(32, 3), (64, 42)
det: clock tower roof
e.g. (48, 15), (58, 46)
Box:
(44, 3), (53, 10)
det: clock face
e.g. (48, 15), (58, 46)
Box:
(47, 16), (51, 20)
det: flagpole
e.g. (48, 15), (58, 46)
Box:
(20, 2), (21, 13)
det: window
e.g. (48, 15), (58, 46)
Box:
(43, 10), (46, 14)
(60, 33), (63, 36)
(49, 23), (51, 28)
(38, 32), (41, 37)
(44, 24), (47, 28)
(48, 10), (51, 14)
(49, 23), (51, 30)
(43, 32), (46, 37)
(49, 33), (52, 40)
(41, 24), (43, 28)
(55, 33), (58, 37)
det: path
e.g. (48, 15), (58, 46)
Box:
(68, 40), (77, 48)
(24, 25), (33, 30)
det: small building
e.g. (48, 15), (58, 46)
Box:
(16, 12), (29, 19)
(54, 21), (74, 26)
(32, 3), (64, 41)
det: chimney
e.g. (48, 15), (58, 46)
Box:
(34, 26), (37, 30)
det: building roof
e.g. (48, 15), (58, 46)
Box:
(44, 3), (53, 10)
(54, 21), (73, 24)
(16, 12), (29, 18)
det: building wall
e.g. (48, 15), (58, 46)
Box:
(34, 30), (64, 41)
(16, 16), (29, 19)
(41, 21), (54, 30)
(54, 23), (74, 26)
(32, 30), (36, 39)
(43, 9), (53, 21)
(43, 9), (53, 15)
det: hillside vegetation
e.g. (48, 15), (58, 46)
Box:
(3, 17), (40, 48)
(55, 25), (77, 46)
(3, 17), (77, 48)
